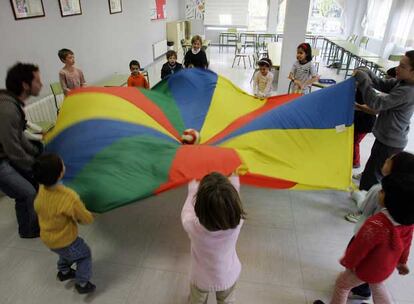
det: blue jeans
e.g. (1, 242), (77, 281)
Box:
(0, 160), (39, 237)
(52, 237), (92, 285)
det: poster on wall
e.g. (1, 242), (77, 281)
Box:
(10, 0), (45, 20)
(109, 0), (122, 14)
(58, 0), (82, 17)
(150, 0), (166, 20)
(185, 0), (204, 20)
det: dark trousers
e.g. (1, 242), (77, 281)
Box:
(359, 139), (403, 191)
(0, 160), (39, 237)
(52, 237), (92, 285)
(353, 132), (367, 167)
(351, 282), (371, 297)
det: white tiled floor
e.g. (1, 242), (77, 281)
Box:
(1, 46), (414, 303)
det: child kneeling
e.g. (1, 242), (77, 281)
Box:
(33, 153), (95, 294)
(181, 172), (246, 304)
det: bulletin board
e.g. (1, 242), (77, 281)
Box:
(150, 0), (166, 20)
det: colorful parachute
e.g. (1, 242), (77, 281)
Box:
(45, 69), (355, 212)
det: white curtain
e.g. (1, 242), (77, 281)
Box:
(388, 0), (414, 48)
(335, 0), (347, 35)
(362, 0), (393, 40)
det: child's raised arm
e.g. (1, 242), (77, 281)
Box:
(72, 195), (94, 225)
(181, 180), (199, 229)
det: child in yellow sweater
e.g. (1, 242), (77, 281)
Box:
(33, 153), (95, 294)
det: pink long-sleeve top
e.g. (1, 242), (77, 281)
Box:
(181, 176), (244, 291)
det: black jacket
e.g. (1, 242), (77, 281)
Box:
(184, 50), (208, 68)
(161, 62), (183, 79)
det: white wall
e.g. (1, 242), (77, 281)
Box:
(0, 0), (183, 98)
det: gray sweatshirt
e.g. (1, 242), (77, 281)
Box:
(355, 67), (414, 148)
(0, 90), (39, 171)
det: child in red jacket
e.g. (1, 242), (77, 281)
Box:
(314, 172), (414, 304)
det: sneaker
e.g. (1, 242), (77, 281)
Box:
(75, 281), (96, 294)
(345, 212), (362, 223)
(352, 172), (362, 180)
(350, 190), (367, 208)
(57, 268), (76, 281)
(348, 291), (371, 300)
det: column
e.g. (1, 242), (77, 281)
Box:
(277, 0), (311, 93)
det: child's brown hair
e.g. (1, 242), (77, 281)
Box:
(195, 172), (246, 231)
(166, 50), (177, 59)
(191, 35), (203, 45)
(58, 48), (74, 63)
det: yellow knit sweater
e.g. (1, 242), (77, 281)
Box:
(34, 184), (94, 249)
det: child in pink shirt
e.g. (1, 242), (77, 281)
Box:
(181, 172), (245, 304)
(58, 48), (86, 96)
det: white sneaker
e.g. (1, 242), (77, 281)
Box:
(350, 190), (367, 208)
(352, 172), (362, 180)
(345, 212), (362, 223)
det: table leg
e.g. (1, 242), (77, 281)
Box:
(337, 47), (345, 75)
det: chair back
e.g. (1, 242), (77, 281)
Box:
(311, 48), (320, 58)
(388, 54), (403, 62)
(359, 36), (369, 49)
(235, 42), (243, 54)
(50, 82), (63, 114)
(50, 82), (63, 96)
(347, 34), (358, 44)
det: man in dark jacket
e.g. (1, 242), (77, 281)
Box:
(0, 62), (43, 238)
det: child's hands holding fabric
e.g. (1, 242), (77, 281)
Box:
(294, 79), (303, 89)
(397, 263), (410, 275)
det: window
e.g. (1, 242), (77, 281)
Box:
(204, 0), (249, 27)
(389, 0), (414, 48)
(307, 0), (344, 34)
(363, 0), (393, 40)
(248, 0), (268, 31)
(276, 0), (286, 33)
(204, 0), (267, 30)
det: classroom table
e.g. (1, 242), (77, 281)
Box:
(360, 57), (398, 76)
(324, 38), (381, 78)
(218, 32), (239, 51)
(95, 74), (130, 87)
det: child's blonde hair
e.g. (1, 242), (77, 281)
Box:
(191, 35), (203, 45)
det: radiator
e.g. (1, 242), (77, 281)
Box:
(153, 39), (167, 59)
(24, 94), (63, 123)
